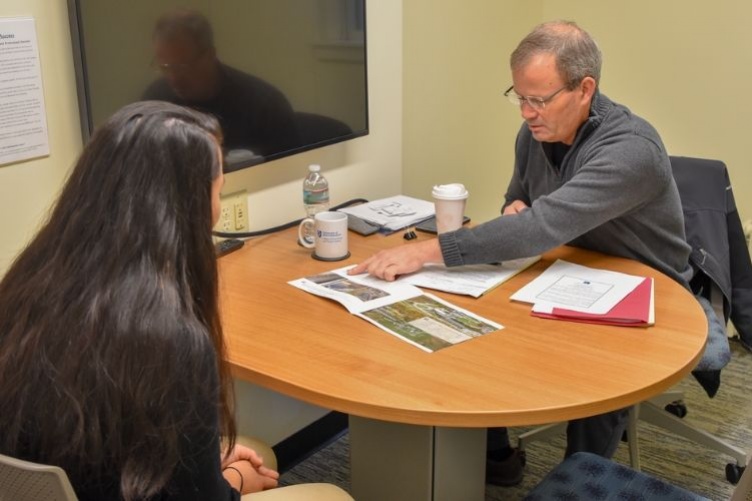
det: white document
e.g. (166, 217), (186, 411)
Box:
(289, 266), (502, 352)
(511, 259), (644, 315)
(403, 256), (541, 298)
(0, 17), (50, 166)
(337, 195), (435, 232)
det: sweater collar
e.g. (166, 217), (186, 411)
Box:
(571, 90), (611, 144)
(589, 90), (611, 124)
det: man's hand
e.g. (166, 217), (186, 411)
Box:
(503, 200), (529, 215)
(348, 238), (443, 281)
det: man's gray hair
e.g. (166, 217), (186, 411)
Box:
(511, 21), (601, 88)
(153, 8), (214, 52)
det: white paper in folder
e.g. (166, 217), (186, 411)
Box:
(337, 195), (435, 232)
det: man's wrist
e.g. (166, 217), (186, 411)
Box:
(424, 238), (444, 263)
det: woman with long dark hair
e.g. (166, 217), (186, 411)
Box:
(0, 101), (280, 499)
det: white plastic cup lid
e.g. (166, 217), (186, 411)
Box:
(432, 183), (468, 200)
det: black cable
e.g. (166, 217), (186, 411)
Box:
(212, 198), (369, 239)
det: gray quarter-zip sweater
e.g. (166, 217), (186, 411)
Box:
(439, 91), (693, 287)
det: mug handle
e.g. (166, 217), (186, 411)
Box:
(298, 217), (316, 248)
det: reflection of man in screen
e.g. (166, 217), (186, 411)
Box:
(143, 9), (300, 158)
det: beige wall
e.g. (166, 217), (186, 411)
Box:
(542, 1), (752, 222)
(402, 1), (541, 222)
(403, 1), (752, 224)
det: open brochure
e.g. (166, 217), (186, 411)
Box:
(289, 266), (502, 352)
(402, 256), (541, 298)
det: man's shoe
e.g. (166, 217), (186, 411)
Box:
(486, 448), (525, 486)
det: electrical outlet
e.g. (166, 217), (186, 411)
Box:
(215, 190), (249, 234)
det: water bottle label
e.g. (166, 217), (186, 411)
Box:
(304, 189), (330, 205)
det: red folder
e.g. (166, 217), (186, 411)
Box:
(531, 277), (654, 327)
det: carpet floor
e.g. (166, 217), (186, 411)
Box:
(279, 340), (752, 500)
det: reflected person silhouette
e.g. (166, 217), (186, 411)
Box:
(143, 8), (300, 160)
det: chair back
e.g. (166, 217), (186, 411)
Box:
(669, 156), (733, 304)
(0, 453), (77, 501)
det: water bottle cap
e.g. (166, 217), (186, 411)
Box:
(308, 164), (321, 172)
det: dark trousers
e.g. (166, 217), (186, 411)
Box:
(487, 407), (629, 458)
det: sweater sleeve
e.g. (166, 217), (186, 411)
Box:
(440, 132), (671, 267)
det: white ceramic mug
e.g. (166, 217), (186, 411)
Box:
(432, 183), (469, 234)
(298, 211), (350, 261)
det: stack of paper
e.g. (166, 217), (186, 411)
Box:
(337, 195), (435, 233)
(511, 260), (654, 327)
(402, 256), (541, 298)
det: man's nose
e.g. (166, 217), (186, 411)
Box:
(165, 72), (188, 87)
(520, 101), (538, 120)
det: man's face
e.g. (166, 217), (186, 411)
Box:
(511, 53), (592, 145)
(153, 35), (217, 102)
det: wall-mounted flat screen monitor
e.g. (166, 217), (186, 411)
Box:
(67, 0), (368, 172)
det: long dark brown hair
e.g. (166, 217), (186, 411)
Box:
(0, 101), (235, 499)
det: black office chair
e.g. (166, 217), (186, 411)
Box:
(518, 156), (752, 483)
(293, 112), (352, 145)
(525, 451), (752, 500)
(624, 156), (752, 484)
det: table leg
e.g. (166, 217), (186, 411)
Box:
(349, 416), (486, 501)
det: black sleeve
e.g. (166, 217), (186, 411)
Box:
(160, 346), (239, 501)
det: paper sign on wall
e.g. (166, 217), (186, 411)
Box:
(0, 17), (50, 166)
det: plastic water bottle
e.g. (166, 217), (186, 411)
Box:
(303, 164), (330, 217)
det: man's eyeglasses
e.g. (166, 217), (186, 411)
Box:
(503, 85), (567, 110)
(151, 55), (206, 75)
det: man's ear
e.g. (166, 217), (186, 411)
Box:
(579, 76), (597, 102)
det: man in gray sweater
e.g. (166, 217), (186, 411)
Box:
(350, 21), (693, 486)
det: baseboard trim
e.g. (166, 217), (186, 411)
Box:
(273, 411), (348, 472)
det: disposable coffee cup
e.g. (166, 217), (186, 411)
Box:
(297, 211), (350, 261)
(432, 183), (469, 234)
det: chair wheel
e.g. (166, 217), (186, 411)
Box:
(664, 402), (687, 418)
(726, 463), (745, 484)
